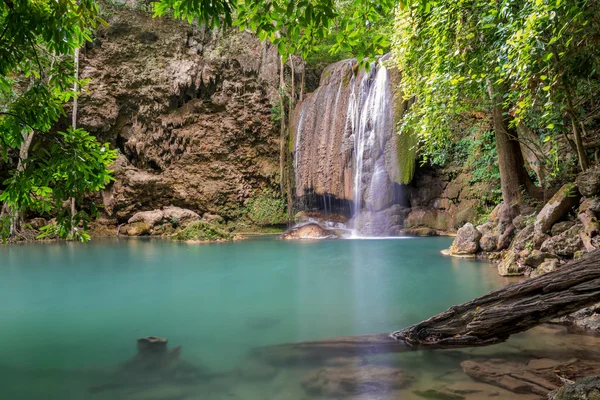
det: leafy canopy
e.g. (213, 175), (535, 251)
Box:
(392, 0), (598, 176)
(154, 0), (396, 66)
(0, 0), (117, 241)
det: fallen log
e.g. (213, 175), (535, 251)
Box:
(251, 251), (600, 363)
(392, 250), (600, 348)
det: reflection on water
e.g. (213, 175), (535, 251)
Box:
(0, 238), (593, 399)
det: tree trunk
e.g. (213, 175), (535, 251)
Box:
(69, 47), (79, 239)
(252, 251), (600, 364)
(392, 250), (600, 348)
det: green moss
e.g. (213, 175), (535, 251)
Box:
(172, 221), (233, 242)
(395, 129), (418, 184)
(243, 189), (287, 226)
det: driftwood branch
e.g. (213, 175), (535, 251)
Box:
(392, 250), (600, 348)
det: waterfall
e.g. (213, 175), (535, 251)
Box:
(292, 56), (407, 236)
(349, 62), (394, 218)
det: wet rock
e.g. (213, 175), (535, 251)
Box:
(450, 223), (481, 255)
(461, 359), (558, 396)
(280, 223), (339, 240)
(551, 221), (577, 237)
(398, 227), (438, 237)
(301, 365), (414, 397)
(554, 304), (600, 333)
(413, 388), (466, 399)
(541, 225), (584, 257)
(534, 184), (580, 247)
(353, 205), (411, 236)
(550, 376), (600, 400)
(479, 234), (498, 252)
(577, 167), (600, 197)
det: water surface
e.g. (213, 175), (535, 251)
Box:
(0, 237), (585, 399)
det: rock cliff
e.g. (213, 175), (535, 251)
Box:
(78, 8), (282, 226)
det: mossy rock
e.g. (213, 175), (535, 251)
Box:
(172, 221), (233, 242)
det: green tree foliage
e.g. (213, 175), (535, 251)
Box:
(155, 0), (395, 66)
(393, 0), (598, 177)
(0, 0), (117, 241)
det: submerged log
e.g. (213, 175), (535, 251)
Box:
(392, 250), (600, 348)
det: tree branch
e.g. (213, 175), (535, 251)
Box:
(0, 112), (37, 133)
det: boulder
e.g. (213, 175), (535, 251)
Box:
(551, 220), (577, 236)
(123, 222), (150, 236)
(128, 206), (200, 229)
(301, 365), (414, 397)
(550, 376), (600, 400)
(280, 223), (339, 240)
(128, 210), (164, 228)
(479, 235), (498, 252)
(512, 224), (535, 252)
(450, 223), (481, 255)
(534, 184), (580, 247)
(577, 167), (600, 197)
(530, 258), (560, 278)
(524, 250), (559, 268)
(554, 304), (600, 333)
(162, 206), (200, 224)
(541, 225), (584, 257)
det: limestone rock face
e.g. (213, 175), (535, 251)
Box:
(577, 167), (600, 197)
(80, 9), (281, 223)
(533, 184), (580, 247)
(450, 223), (482, 255)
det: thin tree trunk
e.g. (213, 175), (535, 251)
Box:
(69, 47), (80, 238)
(300, 68), (305, 103)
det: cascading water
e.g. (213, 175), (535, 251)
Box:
(348, 61), (395, 221)
(292, 56), (408, 237)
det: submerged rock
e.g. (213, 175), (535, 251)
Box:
(280, 223), (340, 240)
(302, 364), (414, 397)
